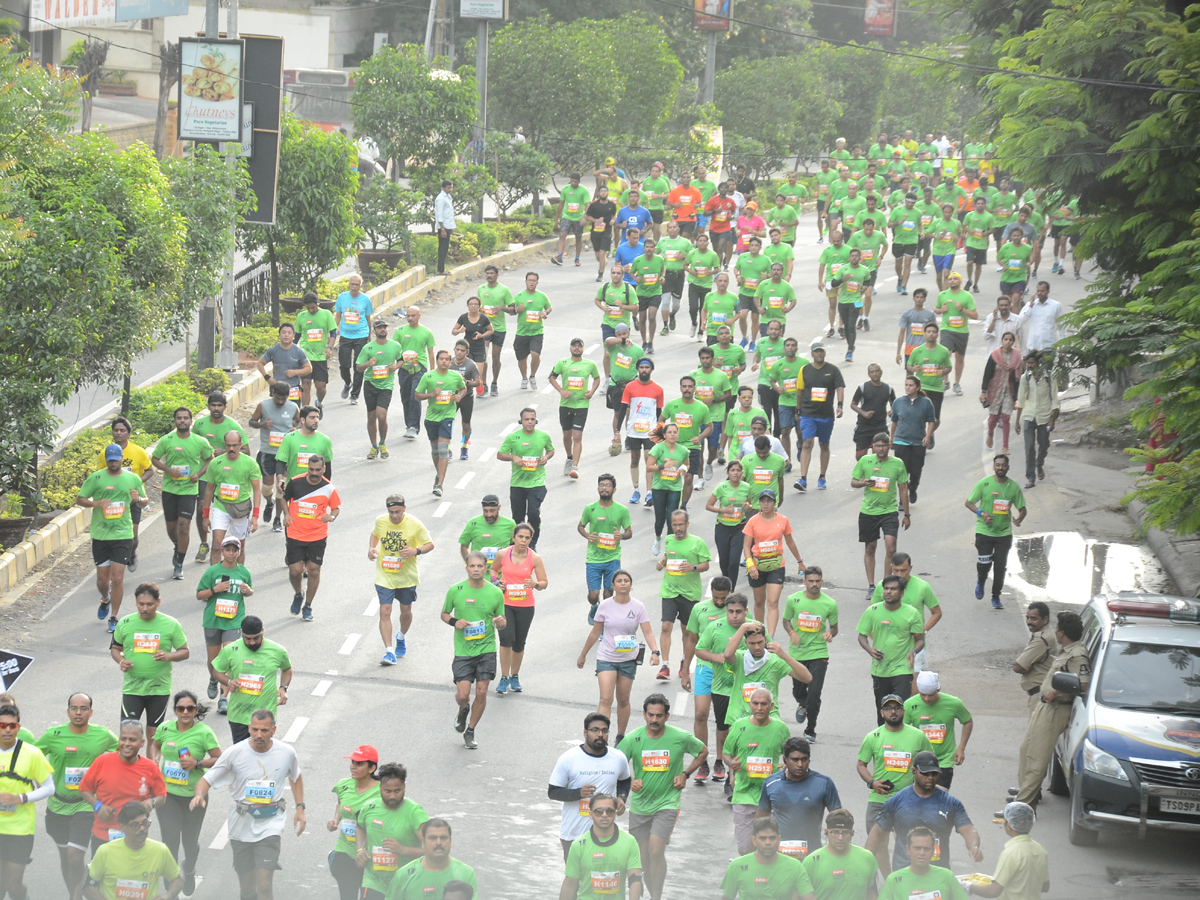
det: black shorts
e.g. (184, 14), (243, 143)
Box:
(675, 221), (696, 235)
(1049, 224), (1068, 239)
(663, 269), (685, 298)
(92, 539), (132, 567)
(285, 537), (326, 566)
(466, 342), (486, 363)
(712, 693), (732, 730)
(513, 334), (544, 360)
(121, 693), (169, 728)
(0, 834), (34, 865)
(488, 330), (507, 347)
(452, 652), (497, 684)
(858, 511), (900, 543)
(637, 293), (663, 311)
(232, 834), (282, 874)
(747, 566), (785, 588)
(816, 200), (827, 212)
(306, 360), (329, 383)
(661, 594), (696, 627)
(864, 270), (878, 288)
(458, 394), (474, 426)
(966, 247), (988, 265)
(649, 209), (665, 224)
(591, 229), (613, 252)
(607, 382), (633, 410)
(853, 427), (878, 451)
(46, 809), (93, 851)
(559, 407), (589, 431)
(710, 229), (734, 247)
(917, 235), (932, 252)
(892, 243), (917, 258)
(255, 452), (277, 484)
(687, 448), (703, 472)
(625, 437), (655, 453)
(161, 492), (197, 522)
(737, 294), (757, 313)
(363, 382), (392, 412)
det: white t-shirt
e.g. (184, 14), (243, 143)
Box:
(739, 435), (786, 459)
(548, 745), (632, 841)
(202, 739), (301, 842)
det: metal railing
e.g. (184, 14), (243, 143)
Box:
(231, 259), (273, 327)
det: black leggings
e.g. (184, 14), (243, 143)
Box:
(976, 533), (1014, 599)
(498, 604), (536, 652)
(510, 485), (547, 549)
(329, 848), (360, 900)
(758, 385), (780, 433)
(338, 337), (368, 397)
(894, 443), (927, 495)
(838, 303), (860, 352)
(688, 284), (707, 326)
(652, 488), (682, 538)
(791, 657), (829, 731)
(713, 522), (745, 588)
(156, 792), (207, 873)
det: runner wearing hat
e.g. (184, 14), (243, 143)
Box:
(77, 444), (148, 627)
(328, 745), (381, 900)
(903, 673), (973, 789)
(855, 695), (933, 832)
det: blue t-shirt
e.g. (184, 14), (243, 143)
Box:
(334, 292), (374, 340)
(874, 785), (973, 870)
(614, 239), (646, 286)
(756, 769), (842, 854)
(890, 394), (937, 445)
(616, 205), (653, 237)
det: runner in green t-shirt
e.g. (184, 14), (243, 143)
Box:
(782, 568), (838, 733)
(354, 768), (430, 897)
(803, 811), (879, 900)
(966, 455), (1027, 606)
(442, 555), (506, 746)
(997, 230), (1032, 303)
(817, 232), (852, 337)
(722, 819), (816, 897)
(646, 429), (689, 542)
(355, 325), (405, 459)
(722, 387), (767, 460)
(562, 795), (642, 900)
(477, 266), (514, 394)
(641, 163), (671, 234)
(846, 219), (888, 329)
(294, 295), (338, 406)
(604, 326), (641, 440)
(211, 620), (292, 733)
(513, 273), (554, 388)
(152, 409), (217, 580)
(816, 162), (839, 240)
(929, 204), (962, 291)
(549, 339), (602, 479)
(702, 275), (741, 341)
(762, 231), (795, 278)
(111, 587), (188, 740)
(934, 273), (978, 393)
(554, 174), (592, 265)
(328, 754), (382, 891)
(86, 817), (182, 900)
(712, 329), (747, 389)
(200, 433), (262, 563)
(765, 194), (800, 245)
(768, 338), (808, 460)
(857, 699), (935, 805)
(725, 623), (811, 722)
(415, 349), (469, 495)
(835, 251), (872, 356)
(275, 411), (334, 479)
(77, 452), (147, 622)
(856, 587), (925, 680)
(660, 379), (712, 508)
(150, 697), (221, 803)
(497, 410), (555, 503)
(195, 544), (253, 708)
(962, 196), (995, 291)
(36, 698), (119, 838)
(632, 240), (667, 353)
(851, 438), (911, 591)
(889, 194), (921, 295)
(755, 265), (797, 334)
(903, 679), (973, 772)
(877, 830), (968, 900)
(656, 221), (693, 335)
(708, 461), (754, 541)
(685, 234), (721, 333)
(596, 268), (639, 334)
(723, 693), (792, 809)
(578, 478), (633, 576)
(734, 240), (773, 348)
(456, 498), (516, 565)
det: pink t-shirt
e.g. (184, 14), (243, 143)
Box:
(736, 215), (767, 252)
(595, 597), (649, 663)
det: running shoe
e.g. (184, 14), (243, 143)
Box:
(379, 443), (389, 459)
(569, 467), (579, 480)
(218, 697), (228, 714)
(795, 707), (807, 724)
(565, 458), (574, 476)
(704, 463), (714, 481)
(182, 870), (196, 898)
(630, 489), (641, 504)
(952, 383), (963, 396)
(862, 318), (870, 332)
(645, 345), (653, 357)
(509, 675), (523, 692)
(381, 650), (397, 666)
(341, 384), (350, 399)
(107, 616), (117, 634)
(975, 581), (985, 600)
(845, 351), (853, 362)
(575, 257), (581, 267)
(991, 597), (1004, 610)
(794, 477), (807, 492)
(803, 731), (817, 743)
(694, 760), (710, 784)
(271, 518), (283, 533)
(195, 542), (209, 563)
(817, 475), (827, 490)
(97, 599), (110, 621)
(490, 384), (498, 397)
(712, 760), (727, 783)
(660, 325), (669, 336)
(127, 550), (138, 573)
(651, 538), (663, 556)
(208, 678), (218, 700)
(433, 483), (443, 497)
(596, 273), (604, 282)
(521, 378), (528, 390)
(367, 446), (379, 460)
(404, 427), (418, 440)
(460, 446), (469, 461)
(588, 603), (597, 626)
(551, 254), (563, 266)
(395, 635), (407, 658)
(290, 593), (303, 615)
(866, 585), (875, 601)
(172, 563), (183, 581)
(656, 664), (671, 681)
(747, 342), (756, 353)
(455, 705), (469, 733)
(262, 499), (274, 522)
(669, 315), (678, 331)
(690, 325), (698, 338)
(463, 729), (478, 749)
(529, 378), (538, 390)
(302, 606), (313, 621)
(495, 676), (510, 695)
(739, 337), (748, 348)
(350, 396), (359, 405)
(644, 491), (654, 508)
(826, 327), (835, 338)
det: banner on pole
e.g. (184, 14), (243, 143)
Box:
(178, 38), (244, 142)
(693, 0), (732, 32)
(864, 0), (898, 36)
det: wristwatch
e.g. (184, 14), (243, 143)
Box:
(294, 802), (306, 809)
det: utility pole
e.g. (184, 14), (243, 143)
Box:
(703, 31), (716, 105)
(216, 0), (239, 371)
(198, 0), (220, 371)
(472, 18), (487, 224)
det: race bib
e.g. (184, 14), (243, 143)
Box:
(1007, 257), (1024, 270)
(520, 455), (540, 472)
(295, 452), (311, 470)
(238, 674), (265, 696)
(402, 350), (418, 365)
(339, 818), (356, 838)
(782, 378), (798, 394)
(567, 202), (580, 213)
(779, 840), (808, 858)
(593, 222), (607, 232)
(306, 329), (323, 344)
(715, 211), (730, 222)
(64, 766), (87, 790)
(592, 872), (621, 895)
(674, 412), (693, 429)
(107, 829), (125, 842)
(481, 546), (499, 562)
(219, 483), (240, 501)
(133, 633), (160, 654)
(288, 387), (301, 402)
(746, 756), (773, 778)
(343, 311), (360, 325)
(992, 498), (1011, 515)
(910, 324), (926, 337)
(435, 389), (453, 405)
(742, 681), (767, 703)
(297, 500), (318, 519)
(615, 353), (633, 369)
(614, 636), (638, 653)
(757, 539), (780, 558)
(381, 556), (403, 572)
(796, 613), (822, 633)
(882, 749), (911, 773)
(665, 250), (684, 261)
(567, 375), (586, 391)
(767, 294), (784, 309)
(711, 312), (727, 323)
(753, 468), (773, 485)
(114, 880), (149, 900)
(371, 365), (390, 380)
(666, 557), (688, 576)
(901, 220), (916, 231)
(642, 272), (659, 285)
(103, 501), (126, 520)
(215, 597), (239, 619)
(922, 364), (940, 377)
(607, 305), (623, 319)
(870, 476), (891, 493)
(659, 466), (679, 483)
(744, 278), (760, 290)
(372, 846), (399, 872)
(244, 779), (275, 804)
(810, 387), (828, 402)
(525, 310), (541, 324)
(464, 620), (486, 641)
(641, 749), (670, 772)
(505, 583), (527, 602)
(268, 431), (286, 448)
(596, 533), (617, 550)
(579, 797), (591, 817)
(970, 227), (984, 239)
(695, 266), (712, 277)
(696, 384), (714, 400)
(162, 760), (189, 786)
(948, 316), (965, 328)
(921, 723), (947, 744)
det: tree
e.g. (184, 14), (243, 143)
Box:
(349, 44), (478, 178)
(485, 133), (554, 217)
(407, 160), (496, 226)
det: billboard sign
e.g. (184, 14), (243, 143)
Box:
(865, 0), (898, 36)
(28, 0), (115, 31)
(178, 38), (244, 142)
(114, 0), (188, 22)
(460, 0), (505, 18)
(693, 0), (732, 31)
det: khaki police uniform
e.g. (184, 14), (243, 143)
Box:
(1015, 639), (1090, 806)
(1014, 624), (1055, 713)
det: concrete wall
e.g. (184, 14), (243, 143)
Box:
(162, 2), (331, 71)
(73, 20), (164, 98)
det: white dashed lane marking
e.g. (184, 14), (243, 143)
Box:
(338, 634), (362, 655)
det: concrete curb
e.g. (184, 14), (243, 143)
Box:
(0, 237), (557, 595)
(1129, 500), (1200, 598)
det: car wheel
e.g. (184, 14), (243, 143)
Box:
(1068, 776), (1099, 846)
(1048, 750), (1069, 797)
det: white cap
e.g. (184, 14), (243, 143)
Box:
(915, 671), (940, 693)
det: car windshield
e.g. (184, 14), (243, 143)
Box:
(1097, 641), (1200, 711)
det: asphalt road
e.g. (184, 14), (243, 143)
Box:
(8, 218), (1199, 900)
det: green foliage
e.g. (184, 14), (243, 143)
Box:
(350, 44), (478, 174)
(1124, 451), (1200, 538)
(38, 423), (158, 512)
(61, 39), (86, 67)
(126, 373), (204, 438)
(409, 230), (481, 272)
(355, 177), (418, 251)
(360, 260), (409, 290)
(486, 132), (555, 217)
(458, 223), (500, 259)
(316, 276), (352, 300)
(233, 326), (278, 357)
(408, 161), (497, 226)
(190, 367), (230, 396)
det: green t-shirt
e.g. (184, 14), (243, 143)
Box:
(703, 291), (740, 336)
(722, 851), (815, 900)
(755, 336), (788, 387)
(878, 864), (968, 900)
(692, 177), (718, 202)
(552, 358), (601, 408)
(998, 241), (1033, 282)
(618, 725), (707, 814)
(1049, 196), (1078, 226)
(818, 243), (852, 284)
(855, 602), (924, 677)
(456, 515), (516, 563)
(827, 178), (852, 202)
(661, 397), (711, 446)
(152, 431), (214, 497)
(295, 307), (337, 359)
(963, 210), (995, 249)
(723, 715), (792, 805)
(686, 598), (725, 640)
(154, 720), (220, 797)
(903, 692), (973, 767)
(79, 469), (143, 541)
(514, 290), (552, 336)
(816, 170), (838, 201)
(698, 617), (754, 696)
(356, 797), (430, 895)
(851, 453), (909, 515)
(847, 230), (887, 271)
(765, 205), (800, 242)
(930, 217), (962, 256)
(837, 194), (867, 230)
(442, 578), (506, 656)
(714, 344), (747, 385)
(870, 576), (940, 620)
(933, 182), (966, 209)
(686, 247), (722, 288)
(745, 453), (786, 509)
(727, 653), (793, 722)
(724, 405), (765, 450)
(889, 206), (921, 246)
(632, 253), (667, 298)
(560, 184), (591, 221)
(659, 533), (711, 602)
(417, 369), (467, 421)
(276, 430), (334, 479)
(389, 857), (478, 900)
(580, 501), (632, 564)
(357, 339), (404, 390)
(859, 206), (889, 233)
(691, 368), (733, 408)
(608, 339), (640, 384)
(968, 475), (1025, 536)
(780, 181), (810, 207)
(856, 724), (935, 803)
(836, 263), (872, 308)
(770, 357), (807, 408)
(193, 414), (247, 453)
(477, 282), (513, 333)
(394, 324), (436, 373)
(907, 345), (951, 393)
(803, 846), (880, 900)
(597, 282), (636, 329)
(937, 289), (975, 332)
(762, 241), (794, 271)
(755, 280), (796, 323)
(564, 827), (642, 900)
(914, 200), (941, 232)
(735, 252), (773, 297)
(88, 838), (181, 900)
(499, 428), (554, 488)
(991, 191), (1018, 225)
(112, 612), (188, 696)
(658, 235), (692, 272)
(711, 479), (753, 527)
(783, 591), (838, 661)
(202, 452), (262, 513)
(36, 724), (118, 814)
(330, 777), (381, 857)
(212, 638), (291, 725)
(641, 176), (670, 211)
(196, 562), (251, 630)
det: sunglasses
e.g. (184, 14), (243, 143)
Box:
(175, 705), (197, 712)
(590, 807), (617, 816)
(0, 723), (20, 730)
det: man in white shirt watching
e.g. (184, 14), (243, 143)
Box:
(434, 180), (456, 276)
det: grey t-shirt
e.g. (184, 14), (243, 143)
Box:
(202, 739), (301, 842)
(891, 394), (938, 445)
(898, 307), (937, 349)
(1002, 221), (1037, 242)
(260, 343), (310, 391)
(448, 357), (480, 392)
(256, 398), (297, 457)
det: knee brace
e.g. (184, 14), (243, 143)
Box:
(977, 552), (993, 566)
(434, 445), (452, 460)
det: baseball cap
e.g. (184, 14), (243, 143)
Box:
(481, 494), (500, 506)
(104, 443), (123, 462)
(880, 694), (905, 708)
(810, 342), (826, 352)
(221, 537), (242, 548)
(758, 488), (778, 502)
(652, 160), (664, 168)
(916, 671), (941, 693)
(745, 201), (758, 211)
(615, 322), (630, 333)
(344, 744), (379, 763)
(604, 156), (616, 166)
(913, 750), (941, 774)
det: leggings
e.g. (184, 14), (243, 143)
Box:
(790, 657), (828, 731)
(510, 485), (547, 549)
(838, 303), (860, 352)
(975, 533), (1014, 600)
(329, 849), (360, 900)
(713, 522), (746, 588)
(652, 488), (682, 538)
(893, 443), (927, 496)
(156, 792), (207, 873)
(757, 385), (780, 433)
(338, 337), (368, 397)
(688, 284), (707, 326)
(498, 604), (536, 653)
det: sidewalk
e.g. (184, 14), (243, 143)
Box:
(1130, 501), (1200, 598)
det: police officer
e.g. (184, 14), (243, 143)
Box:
(1014, 611), (1090, 808)
(1012, 602), (1054, 713)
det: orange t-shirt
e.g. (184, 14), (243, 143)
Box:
(667, 184), (703, 222)
(742, 512), (793, 569)
(283, 475), (341, 542)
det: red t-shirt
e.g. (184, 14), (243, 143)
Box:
(704, 196), (738, 232)
(78, 752), (167, 840)
(667, 184), (703, 222)
(621, 380), (665, 440)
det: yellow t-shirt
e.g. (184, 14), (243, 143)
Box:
(0, 741), (54, 836)
(88, 837), (181, 900)
(95, 443), (153, 478)
(372, 514), (432, 590)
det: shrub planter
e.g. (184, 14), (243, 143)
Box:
(357, 249), (405, 274)
(0, 517), (34, 550)
(98, 82), (138, 97)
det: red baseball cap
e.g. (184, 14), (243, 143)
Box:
(345, 744), (379, 763)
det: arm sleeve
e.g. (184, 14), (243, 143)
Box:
(547, 784), (583, 802)
(24, 775), (55, 802)
(616, 776), (632, 799)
